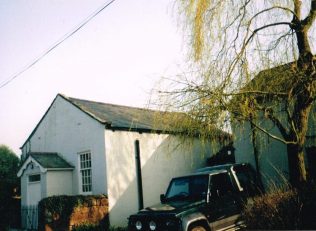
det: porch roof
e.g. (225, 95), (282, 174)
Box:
(29, 152), (74, 169)
(17, 152), (74, 177)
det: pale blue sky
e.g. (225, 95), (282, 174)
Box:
(0, 0), (186, 154)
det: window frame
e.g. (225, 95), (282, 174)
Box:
(28, 174), (41, 183)
(78, 151), (92, 194)
(209, 171), (236, 198)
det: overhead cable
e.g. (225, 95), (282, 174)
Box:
(0, 0), (117, 89)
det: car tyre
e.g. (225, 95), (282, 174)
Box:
(191, 225), (207, 231)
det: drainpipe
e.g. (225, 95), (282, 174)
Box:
(134, 140), (144, 210)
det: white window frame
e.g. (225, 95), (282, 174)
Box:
(78, 151), (92, 194)
(28, 174), (41, 183)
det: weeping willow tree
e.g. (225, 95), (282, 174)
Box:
(156, 0), (316, 188)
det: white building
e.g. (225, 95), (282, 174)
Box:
(232, 62), (316, 188)
(17, 94), (228, 228)
(233, 105), (316, 188)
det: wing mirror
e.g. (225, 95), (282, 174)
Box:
(160, 194), (166, 203)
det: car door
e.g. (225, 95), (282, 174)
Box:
(207, 172), (241, 230)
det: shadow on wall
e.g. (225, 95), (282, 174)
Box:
(107, 134), (218, 227)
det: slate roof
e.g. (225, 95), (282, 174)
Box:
(245, 56), (316, 94)
(245, 62), (295, 94)
(29, 152), (74, 169)
(61, 94), (183, 132)
(21, 94), (231, 149)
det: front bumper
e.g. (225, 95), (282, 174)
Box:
(128, 215), (181, 231)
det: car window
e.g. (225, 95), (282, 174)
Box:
(233, 165), (261, 196)
(167, 178), (189, 198)
(165, 175), (209, 201)
(210, 172), (234, 198)
(190, 175), (209, 199)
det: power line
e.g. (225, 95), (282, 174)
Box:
(0, 0), (117, 89)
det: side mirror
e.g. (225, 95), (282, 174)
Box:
(160, 194), (166, 203)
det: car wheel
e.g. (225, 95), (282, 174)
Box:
(191, 225), (207, 231)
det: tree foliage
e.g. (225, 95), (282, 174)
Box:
(157, 0), (316, 187)
(0, 145), (19, 185)
(0, 145), (20, 229)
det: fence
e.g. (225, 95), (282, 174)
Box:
(21, 205), (38, 230)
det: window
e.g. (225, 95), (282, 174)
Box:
(79, 151), (92, 193)
(233, 165), (261, 196)
(29, 174), (41, 183)
(210, 172), (234, 197)
(165, 175), (209, 201)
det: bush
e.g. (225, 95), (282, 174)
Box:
(242, 184), (316, 230)
(0, 145), (20, 230)
(38, 195), (109, 231)
(242, 188), (301, 229)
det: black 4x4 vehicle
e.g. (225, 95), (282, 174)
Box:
(128, 163), (262, 231)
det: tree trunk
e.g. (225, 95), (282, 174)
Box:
(287, 143), (307, 188)
(250, 120), (261, 180)
(287, 94), (312, 187)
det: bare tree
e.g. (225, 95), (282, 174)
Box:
(157, 0), (315, 188)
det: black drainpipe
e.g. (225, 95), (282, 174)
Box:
(134, 140), (144, 210)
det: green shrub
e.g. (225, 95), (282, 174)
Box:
(0, 145), (20, 230)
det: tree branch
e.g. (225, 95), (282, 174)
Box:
(231, 110), (294, 145)
(249, 120), (295, 145)
(264, 108), (289, 140)
(250, 6), (297, 23)
(244, 22), (292, 48)
(302, 0), (316, 29)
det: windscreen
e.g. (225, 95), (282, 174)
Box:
(165, 175), (209, 201)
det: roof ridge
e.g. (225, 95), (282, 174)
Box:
(64, 94), (171, 114)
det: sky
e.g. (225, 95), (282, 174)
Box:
(0, 0), (187, 155)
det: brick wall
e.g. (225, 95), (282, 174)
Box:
(39, 195), (109, 231)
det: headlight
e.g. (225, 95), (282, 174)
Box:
(149, 220), (156, 230)
(135, 220), (142, 230)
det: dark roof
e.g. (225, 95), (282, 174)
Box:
(30, 152), (74, 169)
(21, 94), (231, 148)
(245, 56), (316, 94)
(245, 62), (295, 94)
(61, 94), (184, 132)
(63, 95), (231, 139)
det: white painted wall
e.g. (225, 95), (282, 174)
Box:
(46, 170), (73, 197)
(20, 162), (43, 206)
(306, 105), (316, 147)
(21, 173), (28, 206)
(104, 130), (216, 227)
(28, 182), (41, 206)
(233, 121), (289, 189)
(233, 105), (316, 189)
(21, 95), (108, 195)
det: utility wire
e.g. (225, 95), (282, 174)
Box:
(0, 0), (117, 89)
